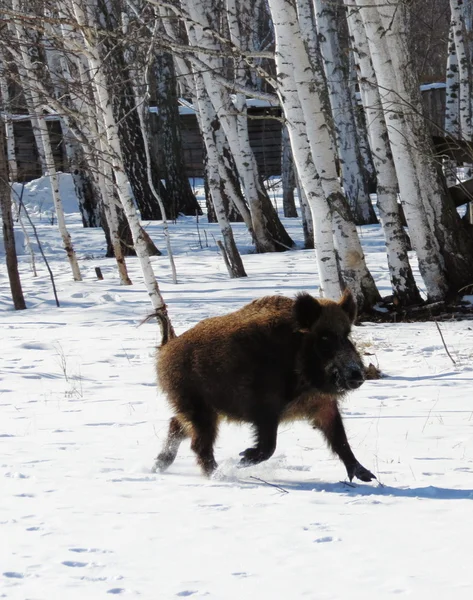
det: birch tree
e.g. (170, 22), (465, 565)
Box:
(357, 0), (473, 300)
(180, 0), (294, 253)
(52, 7), (134, 284)
(445, 10), (461, 139)
(0, 53), (18, 183)
(346, 0), (421, 306)
(10, 0), (82, 282)
(313, 0), (378, 225)
(70, 0), (173, 330)
(41, 20), (102, 229)
(0, 100), (26, 309)
(449, 0), (472, 141)
(268, 0), (380, 307)
(444, 10), (461, 186)
(136, 1), (247, 276)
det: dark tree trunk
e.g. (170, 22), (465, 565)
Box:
(437, 176), (473, 296)
(73, 168), (101, 228)
(63, 130), (102, 228)
(204, 173), (217, 222)
(103, 203), (136, 258)
(115, 85), (162, 220)
(220, 142), (246, 222)
(257, 183), (295, 251)
(281, 125), (298, 217)
(204, 147), (244, 224)
(99, 23), (162, 221)
(0, 125), (26, 310)
(155, 51), (201, 219)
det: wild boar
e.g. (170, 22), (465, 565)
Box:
(153, 290), (375, 482)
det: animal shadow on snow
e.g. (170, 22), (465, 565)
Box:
(269, 479), (473, 501)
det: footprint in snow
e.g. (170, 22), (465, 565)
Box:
(62, 561), (88, 568)
(3, 572), (24, 579)
(69, 548), (112, 554)
(197, 503), (230, 512)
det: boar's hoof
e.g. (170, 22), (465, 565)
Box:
(153, 453), (174, 473)
(238, 447), (274, 467)
(348, 462), (376, 483)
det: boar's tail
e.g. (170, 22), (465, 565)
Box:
(139, 309), (176, 346)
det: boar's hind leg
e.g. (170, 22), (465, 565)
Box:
(189, 409), (219, 477)
(239, 416), (278, 466)
(153, 416), (188, 472)
(313, 402), (376, 483)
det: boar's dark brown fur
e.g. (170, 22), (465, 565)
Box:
(153, 290), (375, 482)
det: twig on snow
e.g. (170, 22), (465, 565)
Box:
(434, 320), (456, 365)
(249, 475), (289, 494)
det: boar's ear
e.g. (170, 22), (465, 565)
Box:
(293, 293), (322, 331)
(339, 288), (357, 323)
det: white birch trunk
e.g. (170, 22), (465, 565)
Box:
(444, 16), (460, 187)
(445, 14), (460, 138)
(295, 0), (335, 151)
(12, 0), (82, 282)
(313, 0), (376, 225)
(449, 0), (472, 141)
(269, 0), (379, 305)
(71, 0), (168, 312)
(268, 0), (341, 299)
(193, 73), (247, 277)
(191, 74), (247, 277)
(346, 0), (421, 306)
(357, 0), (448, 301)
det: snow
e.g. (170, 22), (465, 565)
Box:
(419, 82), (447, 91)
(2, 175), (473, 599)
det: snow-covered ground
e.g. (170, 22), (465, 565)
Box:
(2, 175), (473, 599)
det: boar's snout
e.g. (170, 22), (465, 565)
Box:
(329, 362), (365, 392)
(346, 366), (365, 389)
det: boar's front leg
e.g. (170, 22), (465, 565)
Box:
(312, 401), (376, 483)
(239, 415), (279, 466)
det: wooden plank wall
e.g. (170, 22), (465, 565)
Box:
(420, 85), (446, 134)
(159, 106), (283, 179)
(13, 120), (67, 182)
(8, 87), (445, 182)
